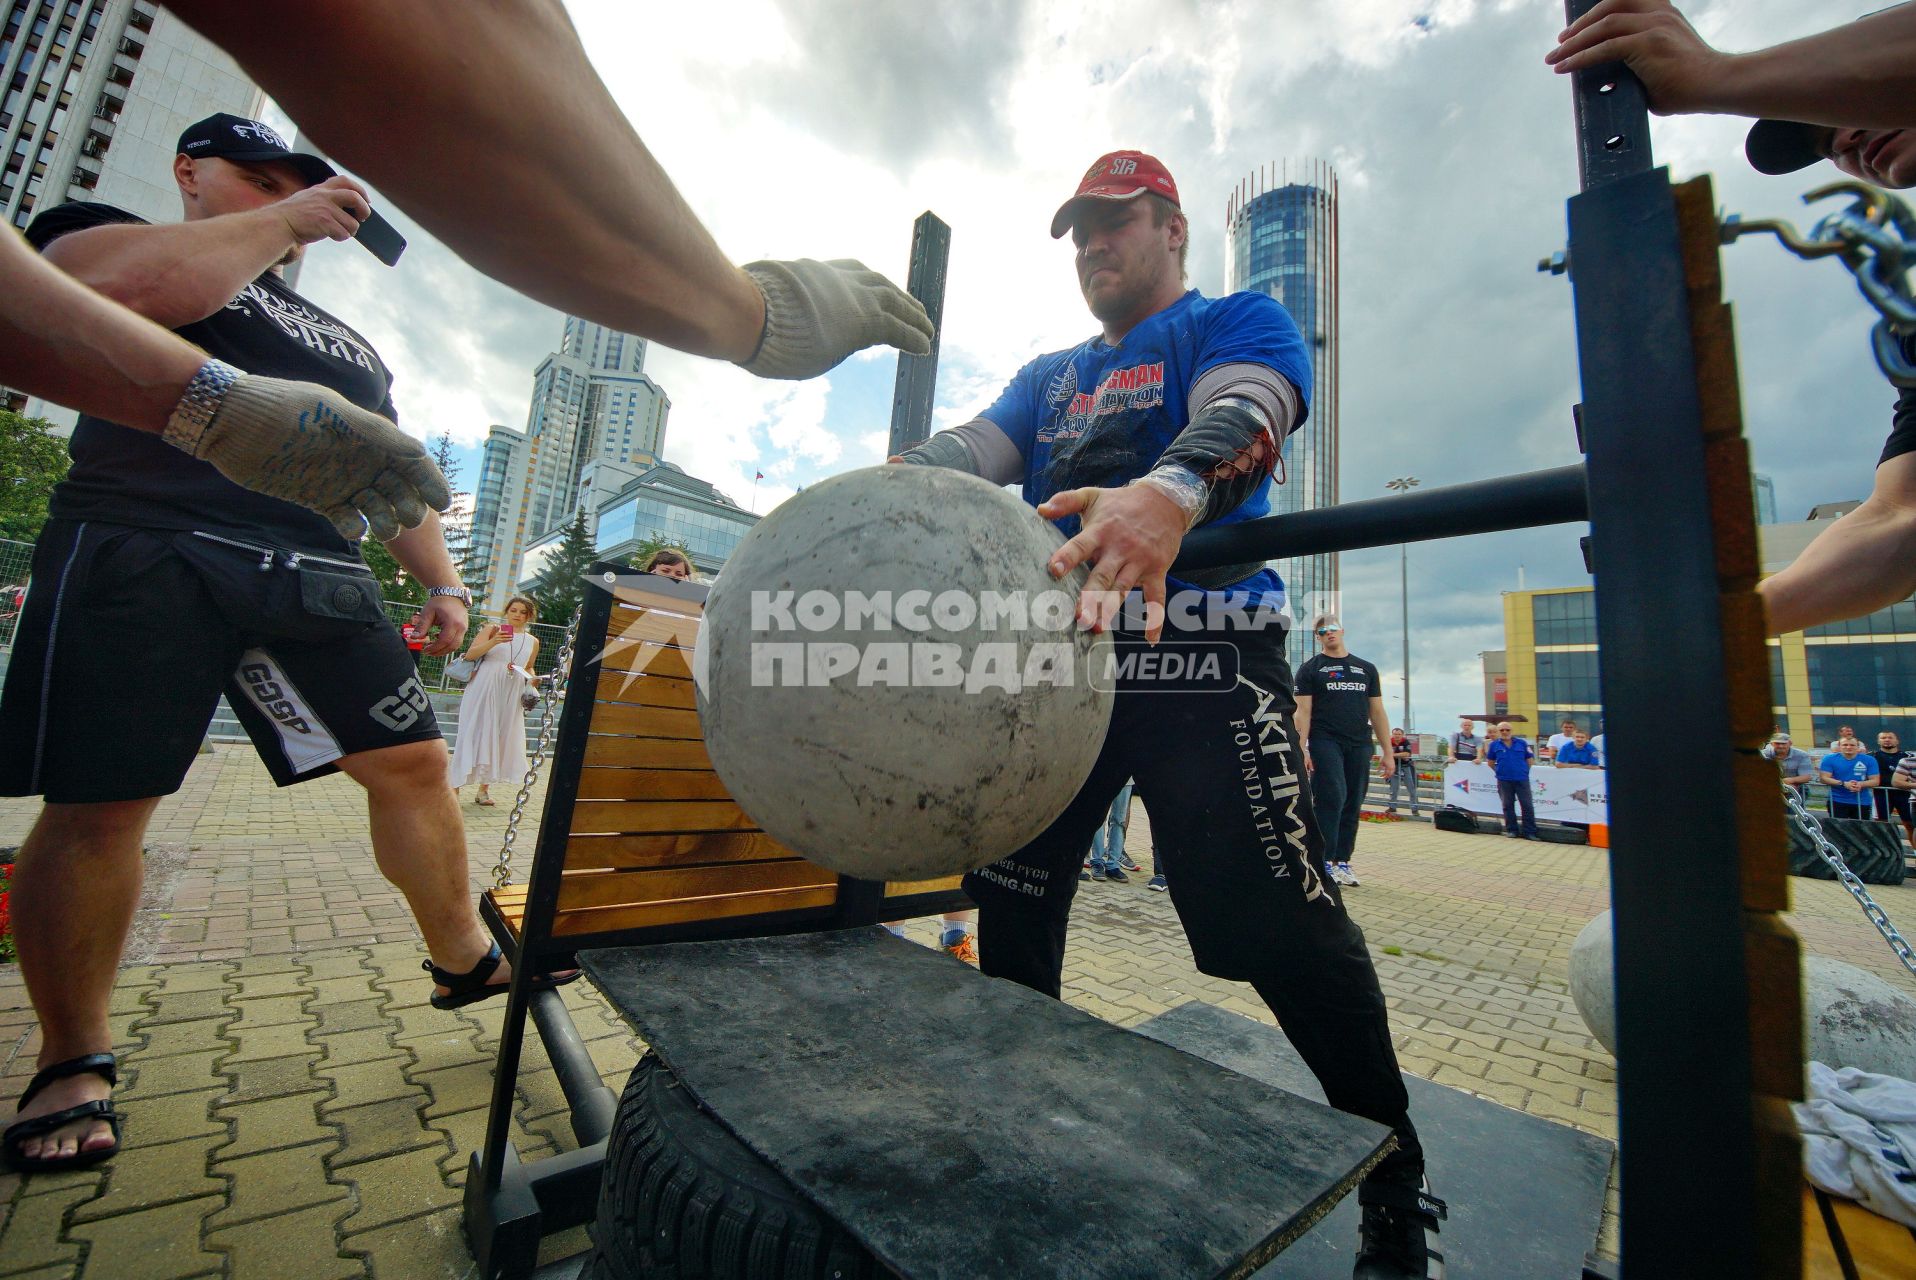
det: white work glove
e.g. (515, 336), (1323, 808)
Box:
(738, 258), (935, 380)
(162, 359), (451, 542)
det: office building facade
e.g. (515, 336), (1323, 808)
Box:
(1225, 160), (1338, 671)
(1499, 512), (1916, 745)
(516, 461), (757, 592)
(466, 315), (670, 615)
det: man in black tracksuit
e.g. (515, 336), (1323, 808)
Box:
(897, 150), (1441, 1278)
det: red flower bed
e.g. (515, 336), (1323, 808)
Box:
(0, 862), (13, 963)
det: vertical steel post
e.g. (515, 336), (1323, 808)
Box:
(1561, 3), (1799, 1274)
(886, 211), (951, 458)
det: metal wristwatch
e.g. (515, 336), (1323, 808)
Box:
(428, 585), (473, 607)
(161, 358), (242, 455)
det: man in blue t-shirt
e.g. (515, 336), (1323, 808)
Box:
(1555, 728), (1602, 770)
(1487, 723), (1542, 840)
(896, 150), (1440, 1275)
(1819, 735), (1880, 819)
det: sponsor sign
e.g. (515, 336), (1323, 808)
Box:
(1442, 762), (1609, 825)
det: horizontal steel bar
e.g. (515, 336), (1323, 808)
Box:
(1172, 465), (1588, 572)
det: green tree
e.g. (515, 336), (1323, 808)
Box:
(533, 509), (598, 625)
(0, 410), (71, 541)
(361, 535), (426, 608)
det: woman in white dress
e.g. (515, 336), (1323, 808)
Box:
(449, 595), (542, 805)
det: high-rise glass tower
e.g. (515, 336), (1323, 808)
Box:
(1225, 160), (1338, 672)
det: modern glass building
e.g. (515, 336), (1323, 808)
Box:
(1225, 160), (1338, 671)
(517, 461), (757, 589)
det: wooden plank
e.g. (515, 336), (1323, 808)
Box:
(1828, 1194), (1916, 1279)
(885, 875), (967, 897)
(574, 767), (733, 802)
(549, 861), (836, 913)
(548, 883), (842, 937)
(571, 799), (758, 836)
(596, 676), (698, 711)
(588, 703), (703, 740)
(610, 580), (707, 615)
(598, 640), (695, 681)
(1734, 753), (1790, 913)
(564, 831), (798, 871)
(1804, 1187), (1848, 1280)
(584, 733), (712, 771)
(606, 605), (701, 649)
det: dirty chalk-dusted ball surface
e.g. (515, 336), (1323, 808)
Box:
(695, 466), (1115, 881)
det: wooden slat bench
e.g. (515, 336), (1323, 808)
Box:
(464, 565), (971, 1278)
(1804, 1185), (1916, 1279)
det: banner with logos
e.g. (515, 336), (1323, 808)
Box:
(1442, 762), (1609, 825)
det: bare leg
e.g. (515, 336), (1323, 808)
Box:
(335, 739), (522, 996)
(8, 797), (159, 1161)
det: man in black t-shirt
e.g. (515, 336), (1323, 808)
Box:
(1295, 618), (1394, 888)
(1871, 730), (1916, 845)
(0, 116), (574, 1175)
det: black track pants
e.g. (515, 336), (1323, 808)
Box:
(964, 623), (1424, 1182)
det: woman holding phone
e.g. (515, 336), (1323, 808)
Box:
(448, 595), (542, 806)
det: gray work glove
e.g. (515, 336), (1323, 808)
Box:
(738, 258), (935, 380)
(162, 360), (451, 542)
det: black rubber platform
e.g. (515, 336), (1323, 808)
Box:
(1135, 1002), (1615, 1279)
(580, 928), (1393, 1280)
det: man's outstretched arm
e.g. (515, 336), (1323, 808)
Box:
(1760, 454), (1916, 635)
(188, 0), (933, 379)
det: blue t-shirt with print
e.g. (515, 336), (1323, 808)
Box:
(1488, 737), (1534, 782)
(1820, 752), (1878, 805)
(1556, 741), (1601, 767)
(980, 289), (1311, 609)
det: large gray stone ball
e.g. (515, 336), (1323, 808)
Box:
(1568, 910), (1916, 1078)
(695, 466), (1115, 881)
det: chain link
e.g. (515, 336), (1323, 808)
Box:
(491, 601), (585, 889)
(1780, 783), (1916, 981)
(1723, 181), (1916, 386)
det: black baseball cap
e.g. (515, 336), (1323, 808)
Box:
(176, 113), (404, 263)
(1744, 119), (1835, 176)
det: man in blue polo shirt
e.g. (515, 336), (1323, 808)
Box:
(1819, 734), (1880, 819)
(896, 150), (1441, 1277)
(1487, 722), (1541, 840)
(1555, 728), (1602, 770)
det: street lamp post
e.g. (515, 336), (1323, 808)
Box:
(1385, 476), (1420, 730)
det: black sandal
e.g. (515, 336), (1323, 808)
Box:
(3, 1053), (123, 1173)
(422, 942), (581, 1011)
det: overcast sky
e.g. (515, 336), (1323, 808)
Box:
(279, 0), (1891, 732)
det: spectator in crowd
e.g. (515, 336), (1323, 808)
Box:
(1555, 728), (1603, 770)
(641, 548), (696, 581)
(1831, 723), (1858, 752)
(1386, 729), (1421, 816)
(448, 595), (542, 807)
(1819, 735), (1880, 820)
(1488, 722), (1541, 841)
(1762, 732), (1817, 798)
(1087, 779), (1135, 882)
(1296, 617), (1394, 887)
(1449, 717), (1482, 763)
(1589, 731), (1606, 767)
(1547, 718), (1578, 755)
(1871, 730), (1916, 844)
(1547, 1), (1916, 637)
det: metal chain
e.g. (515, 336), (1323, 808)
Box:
(1722, 181), (1916, 386)
(1780, 783), (1916, 981)
(490, 601), (585, 889)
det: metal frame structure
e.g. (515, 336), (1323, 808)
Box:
(463, 4), (1803, 1269)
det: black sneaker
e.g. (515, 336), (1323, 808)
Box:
(1146, 873), (1169, 892)
(1354, 1177), (1447, 1278)
(1091, 866), (1108, 881)
(1105, 868), (1130, 883)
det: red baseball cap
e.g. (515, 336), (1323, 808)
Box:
(1050, 150), (1181, 239)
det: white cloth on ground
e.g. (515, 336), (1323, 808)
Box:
(447, 632), (533, 788)
(1794, 1059), (1916, 1227)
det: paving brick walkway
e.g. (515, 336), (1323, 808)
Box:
(1, 746), (1913, 1277)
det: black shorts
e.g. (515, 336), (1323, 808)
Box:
(0, 520), (441, 805)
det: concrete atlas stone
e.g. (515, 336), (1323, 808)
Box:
(695, 465), (1115, 881)
(1569, 910), (1916, 1079)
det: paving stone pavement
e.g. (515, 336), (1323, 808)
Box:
(1, 746), (1913, 1277)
